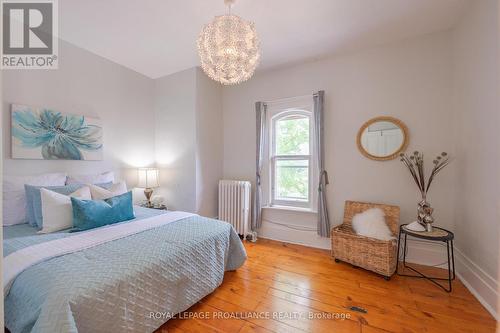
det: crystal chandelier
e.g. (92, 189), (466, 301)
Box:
(197, 0), (260, 85)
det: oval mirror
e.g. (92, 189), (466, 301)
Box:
(357, 116), (409, 161)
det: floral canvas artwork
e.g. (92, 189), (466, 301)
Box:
(11, 104), (103, 160)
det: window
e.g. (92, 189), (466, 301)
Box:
(270, 109), (314, 209)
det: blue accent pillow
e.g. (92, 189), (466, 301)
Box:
(70, 191), (135, 232)
(25, 182), (113, 229)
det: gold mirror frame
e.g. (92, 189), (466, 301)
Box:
(356, 116), (409, 161)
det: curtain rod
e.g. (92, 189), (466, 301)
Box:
(264, 92), (318, 105)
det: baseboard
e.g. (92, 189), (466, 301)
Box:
(403, 239), (449, 268)
(406, 240), (498, 320)
(258, 235), (331, 251)
(454, 248), (498, 321)
(257, 221), (331, 250)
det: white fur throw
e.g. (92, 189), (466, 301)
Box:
(351, 208), (395, 241)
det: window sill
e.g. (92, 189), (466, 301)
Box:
(263, 205), (317, 215)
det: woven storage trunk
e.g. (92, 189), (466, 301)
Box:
(331, 201), (400, 278)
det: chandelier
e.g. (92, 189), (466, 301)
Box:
(197, 0), (260, 85)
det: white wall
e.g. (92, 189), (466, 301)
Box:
(452, 0), (499, 318)
(2, 40), (156, 188)
(195, 68), (223, 218)
(222, 31), (456, 249)
(154, 68), (198, 212)
(154, 67), (222, 216)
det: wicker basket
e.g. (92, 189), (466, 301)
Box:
(331, 201), (400, 278)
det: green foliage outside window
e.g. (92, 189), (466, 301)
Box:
(275, 116), (310, 201)
(276, 116), (309, 155)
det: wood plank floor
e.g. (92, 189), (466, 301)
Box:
(157, 239), (497, 333)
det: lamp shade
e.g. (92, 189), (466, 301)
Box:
(137, 168), (159, 188)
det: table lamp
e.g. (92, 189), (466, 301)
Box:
(137, 168), (159, 207)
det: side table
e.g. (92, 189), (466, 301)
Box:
(397, 224), (455, 292)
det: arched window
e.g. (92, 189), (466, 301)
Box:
(270, 109), (313, 208)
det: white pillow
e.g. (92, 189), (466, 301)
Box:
(66, 171), (114, 185)
(89, 182), (127, 200)
(3, 173), (67, 226)
(39, 187), (91, 234)
(351, 208), (395, 241)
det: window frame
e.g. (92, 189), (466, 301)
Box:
(269, 108), (314, 209)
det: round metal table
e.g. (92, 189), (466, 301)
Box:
(397, 224), (455, 292)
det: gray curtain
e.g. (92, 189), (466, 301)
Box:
(252, 101), (267, 231)
(314, 91), (331, 237)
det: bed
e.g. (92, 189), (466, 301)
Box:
(3, 206), (247, 333)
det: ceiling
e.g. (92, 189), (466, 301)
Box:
(59, 0), (467, 79)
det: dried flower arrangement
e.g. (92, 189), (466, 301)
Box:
(400, 151), (451, 232)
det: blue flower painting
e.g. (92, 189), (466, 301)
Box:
(11, 104), (103, 160)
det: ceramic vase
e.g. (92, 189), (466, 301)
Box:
(417, 196), (434, 232)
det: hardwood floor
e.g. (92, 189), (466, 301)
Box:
(157, 239), (497, 333)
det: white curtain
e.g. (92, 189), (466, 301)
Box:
(314, 91), (331, 237)
(252, 101), (267, 231)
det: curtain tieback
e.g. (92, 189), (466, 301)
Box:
(256, 172), (261, 186)
(319, 170), (329, 191)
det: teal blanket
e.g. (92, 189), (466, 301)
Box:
(4, 207), (247, 333)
